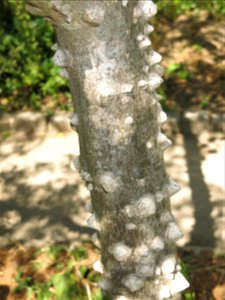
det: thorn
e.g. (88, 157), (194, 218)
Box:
(159, 111), (167, 124)
(98, 277), (112, 291)
(158, 132), (172, 150)
(87, 183), (93, 192)
(59, 69), (69, 78)
(108, 242), (132, 262)
(86, 214), (100, 231)
(166, 179), (181, 196)
(93, 259), (103, 273)
(85, 202), (93, 212)
(99, 172), (120, 193)
(52, 48), (69, 67)
(81, 171), (92, 183)
(71, 156), (80, 172)
(83, 7), (105, 26)
(139, 37), (151, 49)
(146, 51), (162, 66)
(91, 232), (101, 248)
(153, 64), (165, 76)
(125, 223), (137, 230)
(160, 255), (177, 275)
(125, 116), (134, 125)
(69, 112), (79, 126)
(160, 211), (174, 224)
(146, 140), (153, 149)
(144, 24), (154, 35)
(122, 274), (144, 292)
(165, 222), (183, 241)
(122, 0), (128, 7)
(51, 43), (58, 51)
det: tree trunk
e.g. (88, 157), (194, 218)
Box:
(26, 1), (189, 299)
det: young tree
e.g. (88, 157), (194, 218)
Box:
(26, 1), (189, 299)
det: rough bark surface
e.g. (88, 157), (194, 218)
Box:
(26, 1), (189, 299)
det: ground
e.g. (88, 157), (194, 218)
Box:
(1, 111), (224, 300)
(178, 248), (225, 300)
(0, 245), (224, 300)
(155, 10), (225, 113)
(0, 9), (225, 300)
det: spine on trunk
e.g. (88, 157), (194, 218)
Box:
(27, 0), (189, 299)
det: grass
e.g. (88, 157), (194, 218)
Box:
(12, 244), (107, 300)
(5, 244), (223, 300)
(166, 63), (192, 81)
(12, 245), (195, 300)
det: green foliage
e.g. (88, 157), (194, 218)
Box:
(1, 130), (11, 140)
(155, 0), (225, 18)
(1, 0), (224, 112)
(200, 96), (210, 108)
(14, 245), (108, 300)
(51, 272), (78, 300)
(214, 251), (225, 258)
(193, 44), (203, 52)
(71, 246), (88, 261)
(166, 63), (192, 80)
(47, 245), (66, 260)
(179, 259), (197, 300)
(184, 291), (196, 300)
(0, 0), (69, 112)
(14, 269), (33, 293)
(167, 63), (182, 75)
(180, 259), (190, 280)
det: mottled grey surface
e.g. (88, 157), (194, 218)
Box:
(1, 114), (224, 250)
(26, 1), (179, 298)
(1, 111), (224, 297)
(10, 0), (225, 298)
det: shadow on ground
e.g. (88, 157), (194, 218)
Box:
(0, 132), (94, 247)
(0, 163), (95, 247)
(155, 11), (225, 113)
(162, 113), (224, 250)
(179, 114), (215, 247)
(0, 115), (224, 249)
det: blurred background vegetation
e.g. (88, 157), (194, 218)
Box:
(0, 0), (70, 114)
(0, 0), (224, 114)
(0, 2), (224, 299)
(156, 0), (225, 17)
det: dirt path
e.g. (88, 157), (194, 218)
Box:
(0, 112), (224, 250)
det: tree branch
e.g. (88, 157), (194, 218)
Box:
(26, 0), (70, 25)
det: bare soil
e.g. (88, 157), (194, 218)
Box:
(0, 10), (224, 300)
(177, 248), (225, 300)
(155, 11), (225, 113)
(0, 244), (100, 300)
(0, 245), (224, 300)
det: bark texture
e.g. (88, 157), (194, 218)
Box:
(26, 1), (189, 299)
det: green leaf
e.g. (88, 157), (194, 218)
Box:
(167, 63), (182, 75)
(15, 269), (24, 285)
(177, 69), (192, 80)
(71, 246), (88, 261)
(56, 263), (65, 271)
(27, 287), (33, 299)
(180, 260), (189, 280)
(184, 291), (196, 300)
(79, 266), (88, 278)
(47, 245), (66, 260)
(94, 288), (109, 300)
(51, 273), (76, 300)
(65, 258), (76, 273)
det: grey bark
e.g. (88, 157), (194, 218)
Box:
(26, 1), (189, 299)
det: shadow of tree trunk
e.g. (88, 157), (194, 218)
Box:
(179, 113), (215, 247)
